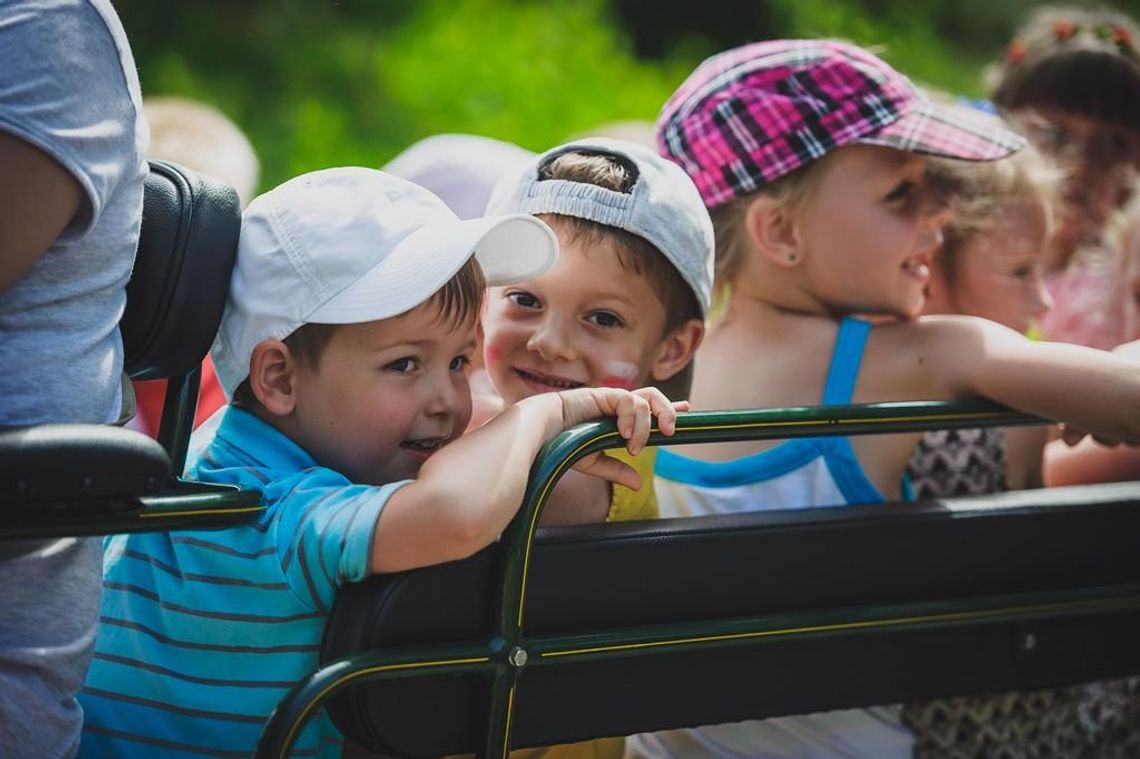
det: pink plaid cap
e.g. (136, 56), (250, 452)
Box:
(657, 39), (1026, 208)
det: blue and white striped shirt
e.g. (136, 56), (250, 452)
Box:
(80, 406), (408, 758)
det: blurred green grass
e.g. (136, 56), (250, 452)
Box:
(115, 0), (1123, 192)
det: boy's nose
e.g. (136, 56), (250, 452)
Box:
(526, 317), (576, 362)
(423, 372), (461, 417)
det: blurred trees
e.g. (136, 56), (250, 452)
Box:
(113, 0), (1140, 192)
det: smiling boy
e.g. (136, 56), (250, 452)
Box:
(78, 168), (684, 758)
(481, 138), (714, 526)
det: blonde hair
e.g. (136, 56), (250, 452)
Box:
(707, 156), (830, 306)
(143, 96), (260, 207)
(927, 141), (1060, 278)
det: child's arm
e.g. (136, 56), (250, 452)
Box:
(370, 387), (683, 573)
(923, 316), (1140, 446)
(534, 469), (612, 526)
(1044, 436), (1140, 485)
(465, 366), (506, 433)
(1043, 338), (1140, 485)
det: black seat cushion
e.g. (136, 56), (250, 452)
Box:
(323, 484), (1140, 756)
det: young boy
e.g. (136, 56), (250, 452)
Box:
(480, 138), (713, 526)
(78, 167), (684, 758)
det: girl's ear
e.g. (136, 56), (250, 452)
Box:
(248, 340), (297, 416)
(650, 318), (706, 382)
(743, 194), (803, 268)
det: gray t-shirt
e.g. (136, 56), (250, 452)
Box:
(0, 1), (146, 756)
(0, 0), (148, 427)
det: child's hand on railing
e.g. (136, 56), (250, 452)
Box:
(556, 386), (688, 491)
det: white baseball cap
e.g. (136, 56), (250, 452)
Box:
(212, 167), (559, 396)
(486, 137), (714, 316)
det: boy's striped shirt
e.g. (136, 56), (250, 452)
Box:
(79, 406), (408, 758)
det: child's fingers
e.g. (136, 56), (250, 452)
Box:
(616, 393), (651, 456)
(1060, 423), (1088, 447)
(572, 451), (643, 491)
(633, 387), (673, 434)
(630, 388), (689, 435)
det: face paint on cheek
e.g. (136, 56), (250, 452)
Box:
(600, 360), (639, 390)
(484, 343), (503, 367)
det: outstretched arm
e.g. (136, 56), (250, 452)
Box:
(927, 316), (1140, 446)
(370, 387), (683, 573)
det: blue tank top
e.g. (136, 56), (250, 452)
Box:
(656, 317), (895, 517)
(644, 318), (916, 758)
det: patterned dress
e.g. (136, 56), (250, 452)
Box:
(904, 430), (1140, 758)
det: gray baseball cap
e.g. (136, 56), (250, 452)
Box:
(486, 137), (714, 316)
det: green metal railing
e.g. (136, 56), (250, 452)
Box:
(256, 399), (1075, 758)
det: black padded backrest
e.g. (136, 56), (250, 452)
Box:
(323, 483), (1140, 756)
(123, 160), (241, 381)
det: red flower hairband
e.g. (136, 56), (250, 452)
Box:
(1006, 19), (1137, 63)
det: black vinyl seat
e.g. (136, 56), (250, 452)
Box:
(253, 404), (1140, 759)
(0, 160), (262, 539)
(320, 482), (1140, 757)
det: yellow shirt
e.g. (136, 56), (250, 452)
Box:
(605, 447), (658, 523)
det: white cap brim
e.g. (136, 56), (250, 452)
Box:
(308, 213), (557, 324)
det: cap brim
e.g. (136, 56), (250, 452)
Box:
(859, 99), (1025, 162)
(307, 213), (557, 324)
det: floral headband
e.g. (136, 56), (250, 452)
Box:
(1006, 19), (1137, 64)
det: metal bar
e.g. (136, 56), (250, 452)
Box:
(255, 399), (1045, 756)
(524, 585), (1140, 666)
(254, 644), (497, 759)
(157, 364), (201, 474)
(487, 398), (1044, 753)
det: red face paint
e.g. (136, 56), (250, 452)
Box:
(600, 360), (639, 390)
(484, 343), (503, 366)
(600, 376), (637, 390)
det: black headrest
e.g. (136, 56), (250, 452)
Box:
(123, 160), (241, 380)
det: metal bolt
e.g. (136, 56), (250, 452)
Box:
(508, 646), (528, 668)
(1019, 631), (1038, 652)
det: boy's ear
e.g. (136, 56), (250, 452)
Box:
(248, 339), (297, 416)
(651, 318), (705, 382)
(744, 194), (803, 268)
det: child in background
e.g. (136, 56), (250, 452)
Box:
(629, 39), (1140, 759)
(382, 133), (535, 220)
(79, 168), (684, 758)
(897, 131), (1121, 759)
(907, 143), (1057, 497)
(1046, 198), (1140, 485)
(143, 96), (260, 207)
(986, 6), (1140, 349)
(481, 138), (712, 526)
(131, 96), (262, 439)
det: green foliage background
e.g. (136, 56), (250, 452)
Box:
(114, 0), (1140, 193)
